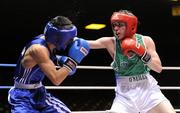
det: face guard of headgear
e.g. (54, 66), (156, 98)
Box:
(44, 22), (77, 50)
(111, 12), (138, 39)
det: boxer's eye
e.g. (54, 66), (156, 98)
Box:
(112, 22), (126, 27)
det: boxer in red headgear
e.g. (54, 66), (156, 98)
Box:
(111, 10), (138, 39)
(87, 10), (175, 113)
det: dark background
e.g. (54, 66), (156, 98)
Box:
(0, 0), (180, 112)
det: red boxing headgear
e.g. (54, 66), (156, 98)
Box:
(111, 12), (138, 38)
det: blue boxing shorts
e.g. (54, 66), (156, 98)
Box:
(8, 84), (71, 113)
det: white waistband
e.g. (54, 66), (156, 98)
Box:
(116, 73), (149, 84)
(14, 82), (43, 89)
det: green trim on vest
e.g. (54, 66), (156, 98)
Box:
(111, 34), (150, 76)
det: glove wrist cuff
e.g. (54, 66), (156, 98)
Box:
(63, 57), (77, 72)
(141, 52), (151, 64)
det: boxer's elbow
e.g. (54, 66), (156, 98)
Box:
(48, 74), (63, 86)
(51, 70), (69, 86)
(52, 79), (61, 86)
(153, 64), (162, 73)
(156, 66), (162, 73)
(148, 61), (162, 73)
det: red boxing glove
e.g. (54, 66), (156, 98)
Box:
(121, 38), (151, 64)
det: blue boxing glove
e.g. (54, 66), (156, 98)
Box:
(68, 37), (90, 63)
(56, 55), (77, 76)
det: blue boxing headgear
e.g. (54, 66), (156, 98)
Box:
(44, 22), (77, 50)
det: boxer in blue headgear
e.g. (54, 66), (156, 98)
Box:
(8, 16), (90, 113)
(44, 16), (77, 50)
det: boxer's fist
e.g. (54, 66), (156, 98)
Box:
(56, 55), (77, 76)
(121, 38), (151, 63)
(68, 38), (90, 63)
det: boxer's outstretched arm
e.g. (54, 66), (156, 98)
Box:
(87, 37), (113, 49)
